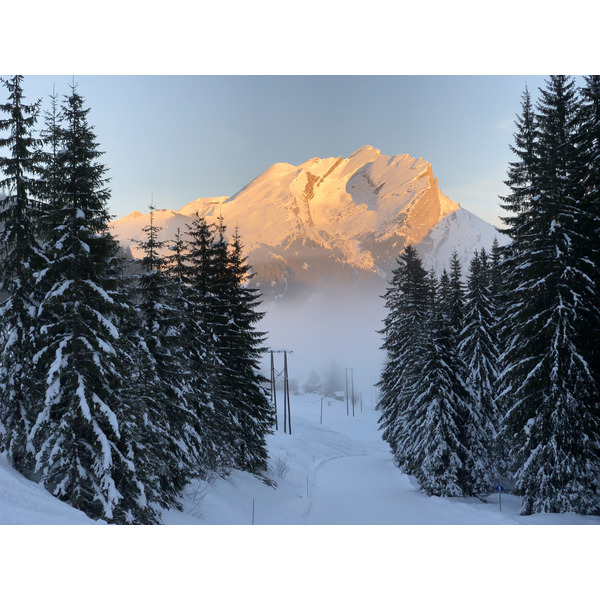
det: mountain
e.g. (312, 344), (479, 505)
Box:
(109, 146), (507, 395)
(110, 146), (507, 299)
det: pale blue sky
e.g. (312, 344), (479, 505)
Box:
(7, 75), (554, 225)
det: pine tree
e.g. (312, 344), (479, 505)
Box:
(489, 238), (504, 316)
(178, 214), (274, 477)
(0, 75), (45, 472)
(38, 86), (62, 209)
(376, 245), (431, 472)
(498, 76), (600, 515)
(488, 238), (507, 375)
(577, 76), (600, 399)
(203, 216), (238, 467)
(410, 268), (473, 496)
(208, 226), (273, 474)
(130, 201), (203, 510)
(498, 86), (538, 249)
(164, 225), (217, 481)
(496, 88), (539, 427)
(166, 227), (189, 301)
(440, 254), (493, 496)
(488, 237), (511, 477)
(182, 213), (226, 472)
(448, 250), (465, 344)
(459, 249), (500, 492)
(378, 248), (494, 498)
(30, 86), (154, 523)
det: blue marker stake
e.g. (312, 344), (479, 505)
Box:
(495, 485), (504, 512)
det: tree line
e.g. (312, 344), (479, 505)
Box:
(378, 75), (600, 515)
(0, 75), (274, 524)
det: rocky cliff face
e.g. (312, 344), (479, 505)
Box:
(110, 146), (505, 299)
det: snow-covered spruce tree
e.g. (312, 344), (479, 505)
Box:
(489, 238), (504, 318)
(163, 225), (211, 476)
(182, 213), (226, 472)
(184, 215), (273, 475)
(38, 87), (62, 208)
(379, 251), (493, 497)
(490, 237), (501, 278)
(577, 76), (600, 397)
(498, 87), (538, 252)
(130, 202), (205, 509)
(488, 237), (511, 477)
(448, 250), (465, 346)
(0, 75), (45, 473)
(446, 250), (494, 495)
(458, 248), (500, 492)
(166, 227), (189, 298)
(498, 76), (600, 515)
(409, 268), (474, 496)
(496, 87), (539, 428)
(30, 86), (155, 523)
(202, 216), (238, 466)
(376, 245), (431, 473)
(216, 226), (273, 474)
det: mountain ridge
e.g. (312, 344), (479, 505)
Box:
(110, 146), (506, 298)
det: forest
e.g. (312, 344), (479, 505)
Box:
(378, 76), (600, 515)
(0, 76), (273, 524)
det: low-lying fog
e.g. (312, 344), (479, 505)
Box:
(258, 280), (387, 410)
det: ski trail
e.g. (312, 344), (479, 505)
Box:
(298, 450), (521, 525)
(299, 451), (422, 524)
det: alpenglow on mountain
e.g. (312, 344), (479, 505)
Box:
(111, 146), (505, 298)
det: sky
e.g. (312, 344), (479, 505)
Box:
(4, 74), (555, 227)
(4, 1), (596, 230)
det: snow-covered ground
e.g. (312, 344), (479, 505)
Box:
(164, 393), (600, 526)
(2, 392), (597, 599)
(0, 454), (97, 525)
(2, 390), (599, 526)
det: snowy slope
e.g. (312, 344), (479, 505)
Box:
(163, 392), (600, 525)
(108, 204), (220, 255)
(416, 206), (510, 273)
(0, 454), (98, 524)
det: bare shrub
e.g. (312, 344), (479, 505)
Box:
(273, 453), (290, 480)
(182, 479), (209, 518)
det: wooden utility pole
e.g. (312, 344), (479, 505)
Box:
(284, 350), (292, 434)
(283, 355), (287, 433)
(345, 368), (349, 416)
(270, 351), (278, 431)
(269, 349), (292, 435)
(351, 368), (355, 417)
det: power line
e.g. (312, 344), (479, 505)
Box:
(268, 349), (293, 434)
(345, 368), (356, 417)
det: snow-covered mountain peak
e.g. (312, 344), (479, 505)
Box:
(347, 144), (382, 162)
(110, 147), (504, 298)
(116, 209), (144, 223)
(175, 196), (229, 218)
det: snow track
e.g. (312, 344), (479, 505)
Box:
(301, 452), (410, 524)
(166, 393), (600, 525)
